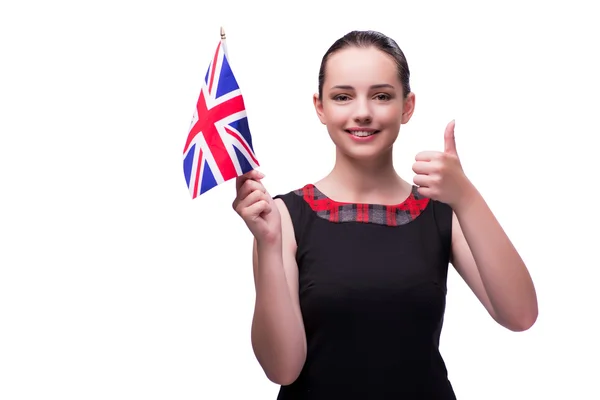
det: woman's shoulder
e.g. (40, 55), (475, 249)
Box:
(272, 185), (306, 210)
(272, 185), (307, 200)
(272, 184), (312, 215)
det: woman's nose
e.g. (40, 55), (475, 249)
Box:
(352, 99), (372, 124)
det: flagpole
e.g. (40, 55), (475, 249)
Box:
(220, 26), (229, 59)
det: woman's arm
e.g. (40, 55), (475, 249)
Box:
(449, 185), (538, 332)
(250, 198), (307, 385)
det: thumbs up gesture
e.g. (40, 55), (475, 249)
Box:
(412, 120), (474, 208)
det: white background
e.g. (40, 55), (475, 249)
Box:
(1, 1), (598, 399)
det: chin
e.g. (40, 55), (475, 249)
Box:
(336, 142), (394, 162)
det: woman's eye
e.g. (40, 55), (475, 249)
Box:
(334, 94), (350, 101)
(374, 93), (391, 101)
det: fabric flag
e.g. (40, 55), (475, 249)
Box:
(182, 29), (259, 199)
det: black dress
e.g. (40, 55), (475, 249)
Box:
(272, 183), (457, 399)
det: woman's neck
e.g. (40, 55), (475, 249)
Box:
(315, 148), (413, 204)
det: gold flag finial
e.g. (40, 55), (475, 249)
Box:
(220, 26), (226, 39)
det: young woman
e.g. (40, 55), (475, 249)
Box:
(232, 30), (538, 399)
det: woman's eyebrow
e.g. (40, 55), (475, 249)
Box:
(330, 84), (395, 90)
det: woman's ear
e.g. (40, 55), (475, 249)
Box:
(313, 93), (326, 125)
(401, 92), (416, 124)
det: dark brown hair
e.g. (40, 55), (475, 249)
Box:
(318, 30), (411, 100)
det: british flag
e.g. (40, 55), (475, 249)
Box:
(183, 38), (259, 198)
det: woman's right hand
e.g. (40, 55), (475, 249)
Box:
(232, 170), (281, 244)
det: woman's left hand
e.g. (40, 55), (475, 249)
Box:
(412, 120), (476, 209)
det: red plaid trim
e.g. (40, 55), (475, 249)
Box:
(294, 184), (429, 226)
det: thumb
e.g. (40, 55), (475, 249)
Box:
(444, 119), (457, 155)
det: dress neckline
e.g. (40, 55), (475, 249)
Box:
(293, 184), (430, 226)
(307, 183), (422, 208)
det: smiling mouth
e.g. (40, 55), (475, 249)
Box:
(346, 129), (380, 137)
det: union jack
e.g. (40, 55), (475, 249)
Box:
(183, 35), (259, 198)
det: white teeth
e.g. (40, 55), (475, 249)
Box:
(349, 131), (376, 137)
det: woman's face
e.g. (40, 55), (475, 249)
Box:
(314, 46), (415, 161)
